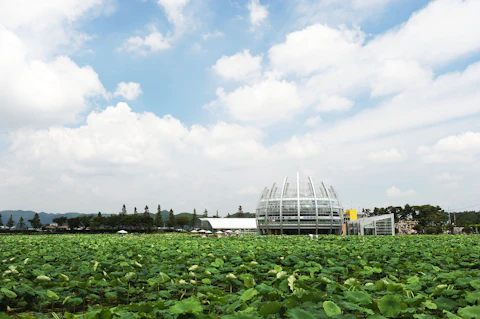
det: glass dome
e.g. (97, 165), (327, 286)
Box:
(256, 173), (344, 235)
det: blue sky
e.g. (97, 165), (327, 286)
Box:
(0, 0), (479, 215)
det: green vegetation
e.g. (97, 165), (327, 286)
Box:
(1, 234), (480, 318)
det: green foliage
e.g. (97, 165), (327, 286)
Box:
(1, 234), (480, 318)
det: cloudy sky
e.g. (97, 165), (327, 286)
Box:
(1, 0), (480, 215)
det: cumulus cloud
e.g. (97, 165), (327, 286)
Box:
(113, 82), (143, 101)
(0, 26), (106, 130)
(283, 135), (322, 159)
(386, 186), (416, 197)
(119, 26), (171, 55)
(247, 0), (268, 27)
(211, 50), (262, 81)
(418, 132), (480, 163)
(209, 78), (302, 125)
(368, 148), (407, 163)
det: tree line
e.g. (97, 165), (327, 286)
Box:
(0, 205), (252, 232)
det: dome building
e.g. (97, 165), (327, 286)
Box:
(256, 173), (344, 235)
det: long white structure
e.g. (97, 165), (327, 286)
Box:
(255, 173), (344, 235)
(199, 218), (258, 234)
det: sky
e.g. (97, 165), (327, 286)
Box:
(1, 0), (480, 216)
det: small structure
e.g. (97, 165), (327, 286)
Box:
(346, 214), (395, 236)
(200, 218), (258, 235)
(396, 220), (419, 234)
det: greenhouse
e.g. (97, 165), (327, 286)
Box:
(346, 214), (395, 236)
(256, 173), (344, 235)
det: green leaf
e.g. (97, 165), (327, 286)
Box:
(323, 301), (341, 317)
(170, 296), (203, 315)
(259, 301), (282, 315)
(434, 297), (458, 311)
(466, 292), (480, 304)
(240, 288), (258, 301)
(222, 313), (262, 319)
(377, 295), (402, 318)
(344, 290), (372, 305)
(458, 305), (480, 319)
(470, 280), (480, 290)
(288, 275), (296, 292)
(47, 290), (60, 301)
(443, 310), (462, 319)
(1, 288), (17, 299)
(286, 308), (317, 319)
(366, 315), (387, 319)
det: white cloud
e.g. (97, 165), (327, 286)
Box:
(304, 116), (322, 127)
(119, 26), (171, 55)
(0, 26), (106, 130)
(313, 94), (354, 112)
(418, 132), (480, 163)
(210, 78), (302, 125)
(202, 30), (224, 40)
(157, 0), (190, 35)
(0, 0), (111, 58)
(283, 134), (322, 159)
(113, 82), (143, 101)
(368, 148), (407, 163)
(211, 50), (262, 81)
(366, 0), (480, 67)
(269, 24), (365, 76)
(247, 0), (268, 27)
(386, 186), (416, 197)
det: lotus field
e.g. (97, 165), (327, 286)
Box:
(1, 234), (480, 318)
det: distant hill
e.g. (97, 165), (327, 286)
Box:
(0, 210), (83, 226)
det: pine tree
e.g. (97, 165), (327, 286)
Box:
(0, 213), (3, 227)
(6, 215), (15, 229)
(167, 209), (175, 228)
(121, 204), (127, 215)
(134, 207), (138, 215)
(17, 217), (25, 230)
(144, 205), (150, 216)
(28, 213), (42, 229)
(155, 205), (164, 228)
(203, 209), (208, 218)
(227, 213), (231, 218)
(215, 210), (219, 218)
(237, 205), (244, 218)
(190, 209), (197, 228)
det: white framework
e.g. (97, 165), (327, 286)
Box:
(346, 214), (395, 236)
(256, 173), (344, 235)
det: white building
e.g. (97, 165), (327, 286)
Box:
(346, 214), (395, 236)
(199, 218), (258, 234)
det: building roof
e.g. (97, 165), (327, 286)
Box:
(200, 218), (257, 230)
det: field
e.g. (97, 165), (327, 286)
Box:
(1, 234), (480, 318)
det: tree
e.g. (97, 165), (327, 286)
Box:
(167, 209), (176, 228)
(227, 213), (231, 218)
(53, 216), (68, 226)
(176, 216), (191, 228)
(237, 205), (244, 218)
(17, 217), (25, 230)
(134, 207), (138, 215)
(0, 213), (3, 227)
(155, 205), (164, 228)
(144, 205), (150, 216)
(28, 213), (42, 229)
(215, 210), (219, 218)
(190, 209), (197, 228)
(121, 204), (127, 215)
(202, 209), (208, 218)
(6, 215), (15, 230)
